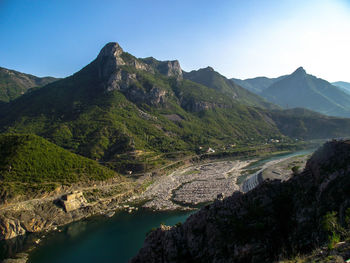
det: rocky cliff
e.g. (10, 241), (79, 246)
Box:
(131, 140), (350, 263)
(95, 42), (183, 106)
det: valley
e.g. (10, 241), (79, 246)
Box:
(0, 149), (312, 263)
(0, 42), (349, 263)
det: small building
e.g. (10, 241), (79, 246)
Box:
(60, 191), (87, 212)
(207, 147), (215, 153)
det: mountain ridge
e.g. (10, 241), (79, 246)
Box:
(0, 66), (59, 102)
(261, 68), (350, 117)
(1, 42), (350, 174)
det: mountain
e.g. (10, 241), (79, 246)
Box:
(0, 43), (282, 172)
(260, 67), (350, 118)
(0, 67), (58, 102)
(231, 75), (286, 94)
(0, 134), (121, 203)
(333, 81), (350, 95)
(131, 140), (350, 262)
(183, 67), (278, 109)
(1, 43), (350, 174)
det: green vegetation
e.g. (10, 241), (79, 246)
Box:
(0, 134), (121, 201)
(183, 67), (278, 109)
(0, 44), (350, 179)
(0, 67), (58, 102)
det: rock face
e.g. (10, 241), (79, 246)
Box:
(94, 42), (180, 106)
(141, 57), (183, 80)
(0, 184), (134, 241)
(0, 216), (26, 240)
(131, 140), (350, 263)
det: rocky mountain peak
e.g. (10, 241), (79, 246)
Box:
(141, 57), (182, 80)
(162, 60), (183, 79)
(97, 42), (124, 59)
(292, 66), (307, 76)
(96, 42), (152, 84)
(96, 42), (126, 80)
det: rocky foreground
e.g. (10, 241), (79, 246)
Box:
(131, 140), (350, 263)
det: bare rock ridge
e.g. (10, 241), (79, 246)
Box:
(94, 42), (182, 106)
(140, 56), (183, 80)
(131, 140), (350, 263)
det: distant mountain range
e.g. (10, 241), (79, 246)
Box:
(231, 75), (286, 94)
(0, 67), (58, 102)
(332, 81), (350, 95)
(183, 67), (278, 110)
(232, 67), (350, 118)
(1, 43), (350, 174)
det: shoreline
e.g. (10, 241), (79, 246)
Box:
(0, 149), (313, 262)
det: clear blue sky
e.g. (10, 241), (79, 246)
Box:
(1, 0), (349, 81)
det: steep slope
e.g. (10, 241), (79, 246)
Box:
(131, 140), (350, 263)
(0, 67), (58, 102)
(183, 67), (278, 109)
(231, 75), (286, 94)
(269, 108), (350, 139)
(0, 43), (284, 172)
(261, 67), (350, 117)
(333, 81), (350, 95)
(0, 134), (121, 203)
(1, 43), (350, 176)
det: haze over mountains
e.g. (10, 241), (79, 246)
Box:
(232, 67), (350, 118)
(333, 81), (350, 95)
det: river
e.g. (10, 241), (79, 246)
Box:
(19, 210), (192, 263)
(0, 148), (315, 263)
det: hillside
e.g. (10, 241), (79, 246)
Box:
(269, 108), (350, 139)
(261, 67), (350, 118)
(0, 134), (121, 202)
(0, 67), (58, 102)
(1, 43), (350, 175)
(231, 75), (286, 94)
(333, 81), (350, 95)
(131, 140), (350, 263)
(183, 67), (278, 109)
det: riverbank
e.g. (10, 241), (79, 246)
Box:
(0, 148), (315, 262)
(139, 160), (252, 211)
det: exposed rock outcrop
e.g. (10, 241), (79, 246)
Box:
(141, 57), (183, 80)
(94, 42), (173, 106)
(0, 183), (135, 241)
(131, 140), (350, 263)
(0, 216), (26, 240)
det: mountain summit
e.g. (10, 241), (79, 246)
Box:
(260, 67), (350, 117)
(293, 66), (307, 75)
(1, 43), (350, 175)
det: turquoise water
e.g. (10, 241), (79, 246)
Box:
(247, 148), (315, 169)
(27, 210), (193, 263)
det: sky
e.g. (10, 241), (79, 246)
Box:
(0, 0), (349, 82)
